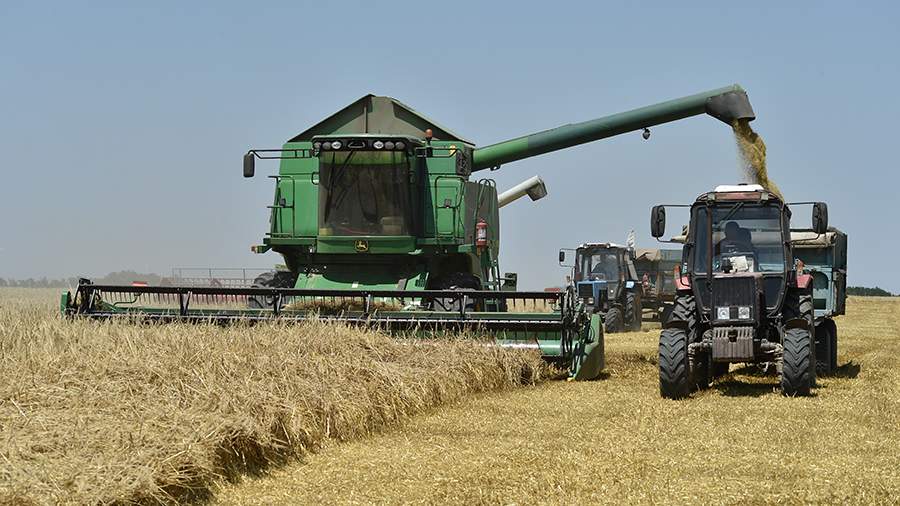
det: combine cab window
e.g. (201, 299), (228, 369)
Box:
(318, 151), (411, 236)
(693, 204), (785, 274)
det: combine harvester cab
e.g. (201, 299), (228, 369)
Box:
(65, 84), (757, 381)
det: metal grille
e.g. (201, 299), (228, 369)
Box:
(712, 275), (757, 308)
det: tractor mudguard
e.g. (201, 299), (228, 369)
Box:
(795, 273), (813, 290)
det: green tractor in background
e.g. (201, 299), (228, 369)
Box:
(64, 85), (756, 381)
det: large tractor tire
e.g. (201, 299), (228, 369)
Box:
(248, 270), (297, 309)
(781, 327), (814, 396)
(659, 328), (690, 399)
(784, 290), (817, 385)
(429, 273), (481, 312)
(604, 307), (624, 333)
(624, 291), (643, 331)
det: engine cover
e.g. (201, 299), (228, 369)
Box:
(710, 273), (763, 324)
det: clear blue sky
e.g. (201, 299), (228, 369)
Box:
(1, 1), (898, 292)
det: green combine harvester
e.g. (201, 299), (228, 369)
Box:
(63, 85), (755, 380)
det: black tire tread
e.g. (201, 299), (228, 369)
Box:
(659, 328), (690, 399)
(781, 327), (813, 396)
(605, 307), (624, 333)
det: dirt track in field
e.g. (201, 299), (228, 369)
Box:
(216, 297), (900, 505)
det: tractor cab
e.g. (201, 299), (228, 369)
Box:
(687, 185), (792, 320)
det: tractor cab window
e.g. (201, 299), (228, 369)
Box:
(581, 251), (621, 281)
(692, 203), (785, 274)
(318, 151), (411, 236)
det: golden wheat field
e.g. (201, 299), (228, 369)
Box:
(2, 289), (899, 505)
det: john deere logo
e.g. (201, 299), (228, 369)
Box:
(354, 240), (369, 252)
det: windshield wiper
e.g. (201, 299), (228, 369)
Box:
(716, 202), (744, 230)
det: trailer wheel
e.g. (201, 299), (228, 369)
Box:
(248, 271), (296, 309)
(659, 328), (690, 399)
(624, 291), (642, 331)
(817, 318), (838, 374)
(604, 307), (624, 333)
(781, 327), (814, 396)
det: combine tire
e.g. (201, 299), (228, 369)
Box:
(659, 328), (690, 399)
(781, 327), (814, 396)
(604, 307), (624, 333)
(429, 273), (481, 312)
(248, 271), (296, 309)
(624, 291), (642, 331)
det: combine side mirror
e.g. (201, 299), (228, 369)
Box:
(812, 202), (828, 234)
(558, 250), (566, 263)
(243, 152), (256, 178)
(650, 205), (666, 238)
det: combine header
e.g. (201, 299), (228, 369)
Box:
(64, 84), (756, 380)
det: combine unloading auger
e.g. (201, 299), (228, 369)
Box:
(65, 85), (755, 380)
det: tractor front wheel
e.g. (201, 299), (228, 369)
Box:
(659, 328), (690, 399)
(781, 327), (814, 396)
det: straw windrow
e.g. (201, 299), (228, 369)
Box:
(0, 289), (546, 505)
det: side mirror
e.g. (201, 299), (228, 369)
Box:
(812, 202), (828, 234)
(558, 250), (566, 263)
(650, 205), (666, 238)
(243, 152), (256, 178)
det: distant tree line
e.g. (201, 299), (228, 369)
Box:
(847, 286), (896, 297)
(0, 271), (165, 288)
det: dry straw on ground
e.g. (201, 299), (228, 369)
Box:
(217, 296), (900, 505)
(0, 289), (545, 505)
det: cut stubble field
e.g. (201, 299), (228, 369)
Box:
(217, 296), (900, 505)
(1, 289), (898, 504)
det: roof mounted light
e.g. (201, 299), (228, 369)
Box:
(373, 140), (384, 149)
(395, 141), (405, 150)
(384, 141), (395, 150)
(330, 140), (342, 150)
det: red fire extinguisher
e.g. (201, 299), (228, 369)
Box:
(475, 219), (488, 248)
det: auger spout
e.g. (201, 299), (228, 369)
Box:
(471, 84), (754, 171)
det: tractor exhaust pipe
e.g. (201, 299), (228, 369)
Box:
(498, 176), (548, 208)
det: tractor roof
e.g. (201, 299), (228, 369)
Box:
(288, 94), (473, 145)
(577, 242), (628, 251)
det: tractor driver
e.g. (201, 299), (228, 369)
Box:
(716, 221), (754, 256)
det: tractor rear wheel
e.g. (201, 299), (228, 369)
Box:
(784, 290), (817, 385)
(248, 270), (296, 309)
(781, 327), (814, 396)
(604, 307), (624, 333)
(624, 291), (642, 331)
(659, 328), (690, 399)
